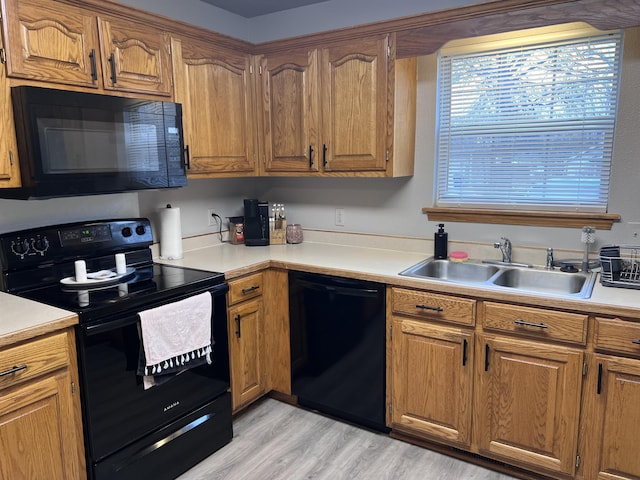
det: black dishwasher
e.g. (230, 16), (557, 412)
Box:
(289, 271), (389, 432)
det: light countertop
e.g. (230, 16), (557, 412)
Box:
(155, 234), (640, 320)
(0, 292), (77, 348)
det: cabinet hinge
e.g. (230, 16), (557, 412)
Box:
(9, 151), (14, 167)
(388, 403), (392, 416)
(576, 455), (581, 469)
(250, 64), (253, 74)
(583, 361), (588, 376)
(259, 65), (263, 75)
(389, 325), (392, 340)
(0, 48), (6, 65)
(386, 150), (390, 162)
(71, 382), (76, 395)
(386, 39), (391, 58)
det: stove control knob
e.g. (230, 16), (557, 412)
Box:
(11, 238), (30, 257)
(121, 227), (133, 238)
(135, 225), (146, 236)
(32, 235), (50, 255)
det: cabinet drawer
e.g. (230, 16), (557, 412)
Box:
(594, 317), (640, 358)
(391, 287), (475, 326)
(0, 332), (70, 390)
(228, 272), (264, 305)
(483, 302), (587, 345)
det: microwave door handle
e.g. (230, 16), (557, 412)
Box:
(184, 145), (191, 170)
(109, 53), (117, 84)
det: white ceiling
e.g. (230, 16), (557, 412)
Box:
(199, 0), (331, 17)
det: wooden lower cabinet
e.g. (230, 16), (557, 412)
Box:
(391, 316), (473, 447)
(0, 329), (85, 480)
(474, 334), (583, 477)
(580, 354), (640, 480)
(227, 272), (266, 411)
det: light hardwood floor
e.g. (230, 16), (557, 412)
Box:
(178, 398), (518, 480)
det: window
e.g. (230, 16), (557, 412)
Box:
(434, 25), (623, 213)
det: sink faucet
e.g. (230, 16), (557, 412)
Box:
(546, 247), (554, 270)
(494, 237), (512, 263)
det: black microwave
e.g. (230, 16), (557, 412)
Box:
(4, 86), (187, 199)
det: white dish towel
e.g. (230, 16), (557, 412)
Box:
(138, 291), (213, 376)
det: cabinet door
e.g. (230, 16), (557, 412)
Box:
(391, 317), (473, 447)
(259, 49), (320, 173)
(228, 298), (265, 411)
(1, 0), (100, 88)
(97, 17), (172, 96)
(0, 49), (20, 188)
(172, 38), (257, 177)
(0, 372), (84, 480)
(320, 36), (388, 172)
(475, 334), (583, 476)
(582, 354), (640, 480)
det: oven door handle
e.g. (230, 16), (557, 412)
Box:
(84, 283), (229, 336)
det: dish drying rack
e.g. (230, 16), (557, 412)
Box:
(599, 245), (640, 289)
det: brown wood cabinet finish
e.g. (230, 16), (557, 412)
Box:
(0, 329), (85, 480)
(227, 272), (266, 412)
(580, 353), (640, 480)
(391, 316), (474, 447)
(1, 0), (171, 96)
(172, 37), (258, 178)
(391, 287), (476, 326)
(474, 334), (583, 477)
(0, 44), (20, 188)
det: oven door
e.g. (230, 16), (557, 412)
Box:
(77, 286), (229, 464)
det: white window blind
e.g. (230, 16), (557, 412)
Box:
(435, 30), (623, 212)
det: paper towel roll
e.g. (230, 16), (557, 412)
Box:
(159, 204), (183, 259)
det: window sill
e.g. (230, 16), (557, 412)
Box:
(423, 207), (620, 230)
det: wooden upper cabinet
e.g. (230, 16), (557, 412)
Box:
(1, 0), (172, 96)
(172, 37), (257, 177)
(1, 0), (100, 88)
(321, 36), (388, 173)
(0, 43), (20, 188)
(97, 16), (172, 96)
(259, 49), (320, 174)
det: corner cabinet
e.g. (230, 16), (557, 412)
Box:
(389, 287), (476, 447)
(227, 272), (266, 412)
(258, 34), (416, 177)
(1, 0), (172, 96)
(579, 317), (640, 479)
(0, 329), (85, 480)
(171, 37), (258, 178)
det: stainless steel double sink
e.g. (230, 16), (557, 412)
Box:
(399, 258), (596, 298)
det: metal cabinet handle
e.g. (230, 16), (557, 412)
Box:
(89, 49), (98, 81)
(322, 144), (328, 167)
(597, 363), (603, 395)
(241, 285), (260, 295)
(416, 304), (444, 312)
(0, 364), (27, 377)
(632, 339), (640, 345)
(462, 339), (468, 367)
(109, 53), (117, 83)
(309, 145), (314, 168)
(235, 314), (241, 338)
(484, 344), (490, 372)
(514, 319), (548, 329)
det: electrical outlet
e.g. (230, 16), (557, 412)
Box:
(335, 208), (345, 226)
(207, 209), (219, 227)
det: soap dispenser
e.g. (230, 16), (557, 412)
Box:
(434, 224), (448, 259)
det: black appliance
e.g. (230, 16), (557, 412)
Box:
(3, 86), (187, 199)
(0, 219), (232, 480)
(288, 271), (389, 432)
(243, 198), (269, 246)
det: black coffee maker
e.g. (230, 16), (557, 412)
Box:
(243, 199), (269, 246)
